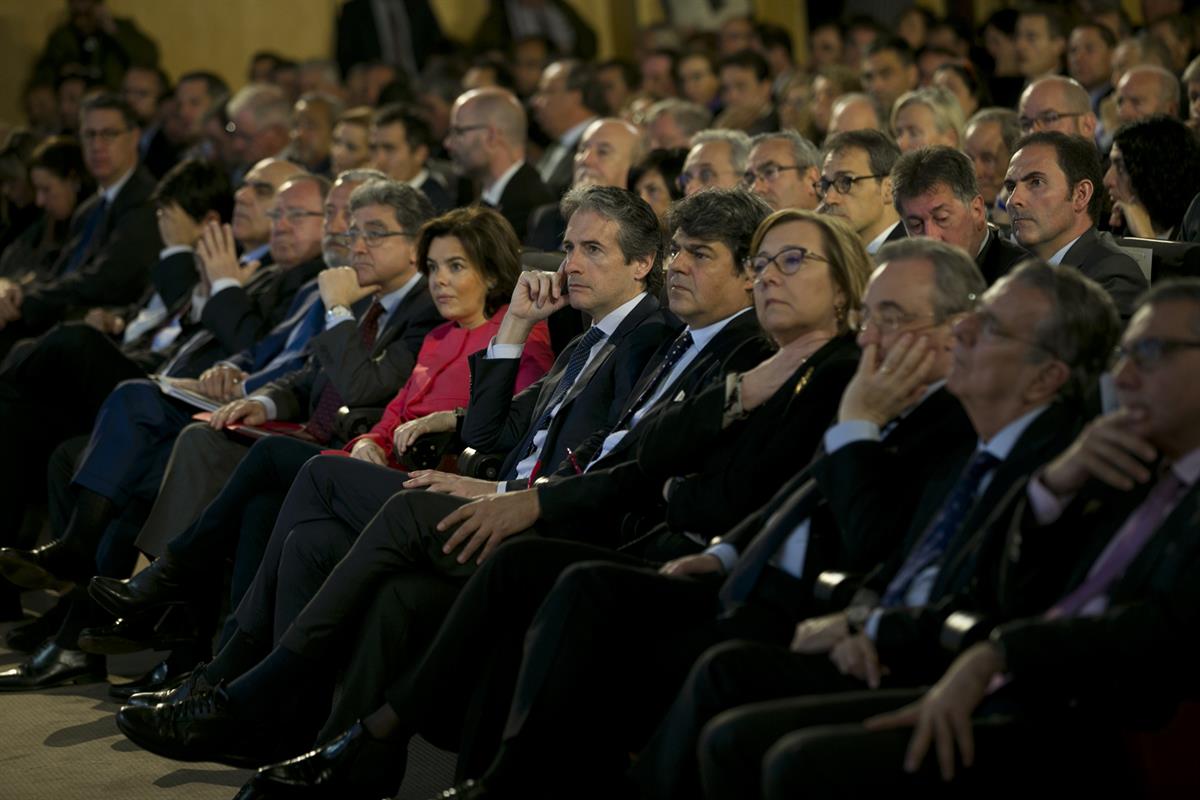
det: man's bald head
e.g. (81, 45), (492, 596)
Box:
(1018, 76), (1096, 139)
(826, 93), (881, 141)
(232, 157), (306, 248)
(1116, 65), (1181, 123)
(455, 87), (527, 146)
(574, 118), (643, 189)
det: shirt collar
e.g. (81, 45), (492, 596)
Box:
(866, 221), (900, 255)
(405, 168), (430, 190)
(686, 306), (750, 352)
(240, 242), (271, 265)
(976, 226), (992, 259)
(101, 166), (136, 205)
(1171, 447), (1200, 486)
(592, 291), (647, 337)
(1047, 233), (1083, 266)
(560, 117), (596, 148)
(978, 404), (1049, 461)
(378, 271), (422, 315)
(481, 160), (524, 206)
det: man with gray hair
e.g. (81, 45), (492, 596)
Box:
(645, 97), (712, 149)
(744, 130), (821, 210)
(681, 128), (751, 196)
(1115, 64), (1181, 124)
(225, 84), (293, 179)
(445, 87), (552, 240)
(964, 108), (1021, 216)
(892, 145), (1028, 283)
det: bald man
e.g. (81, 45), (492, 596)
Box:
(1115, 65), (1181, 123)
(1017, 76), (1097, 140)
(445, 87), (553, 240)
(825, 93), (882, 142)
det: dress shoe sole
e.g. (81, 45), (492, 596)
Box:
(115, 711), (284, 769)
(0, 556), (73, 592)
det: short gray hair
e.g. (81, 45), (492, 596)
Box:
(646, 98), (712, 139)
(1002, 259), (1121, 401)
(967, 107), (1021, 154)
(226, 83), (291, 130)
(750, 130), (821, 169)
(689, 129), (752, 173)
(1122, 65), (1181, 110)
(348, 178), (436, 233)
(561, 184), (664, 294)
(876, 238), (985, 320)
(891, 146), (980, 212)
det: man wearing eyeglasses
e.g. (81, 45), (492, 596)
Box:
(728, 279), (1200, 798)
(744, 131), (821, 211)
(0, 93), (161, 358)
(445, 87), (552, 241)
(816, 130), (904, 255)
(1016, 76), (1097, 141)
(680, 128), (751, 197)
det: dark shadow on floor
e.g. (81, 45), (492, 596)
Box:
(153, 767), (251, 789)
(44, 715), (119, 747)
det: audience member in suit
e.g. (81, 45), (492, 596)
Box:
(413, 238), (985, 799)
(238, 207), (873, 797)
(1004, 131), (1146, 318)
(443, 88), (553, 242)
(816, 130), (905, 256)
(121, 65), (178, 180)
(523, 117), (643, 252)
(369, 103), (451, 213)
(639, 260), (1121, 800)
(1102, 115), (1200, 242)
(893, 146), (1028, 284)
(714, 49), (781, 136)
(0, 158), (267, 569)
(225, 85), (293, 184)
(473, 0), (598, 63)
(711, 279), (1200, 798)
(109, 185), (694, 768)
(744, 131), (822, 212)
(531, 60), (604, 199)
(0, 93), (163, 359)
(335, 0), (447, 83)
(285, 93), (339, 178)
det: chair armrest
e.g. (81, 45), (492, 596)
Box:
(939, 610), (992, 653)
(458, 447), (505, 480)
(398, 431), (461, 471)
(813, 571), (863, 609)
(335, 406), (386, 441)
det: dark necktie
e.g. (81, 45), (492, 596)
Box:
(1046, 468), (1187, 619)
(306, 300), (386, 444)
(610, 330), (694, 433)
(64, 196), (108, 274)
(511, 325), (607, 466)
(719, 476), (818, 609)
(880, 450), (1001, 607)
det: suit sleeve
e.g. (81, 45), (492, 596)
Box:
(462, 351), (544, 455)
(307, 311), (428, 408)
(20, 203), (161, 328)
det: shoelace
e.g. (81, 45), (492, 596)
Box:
(161, 685), (223, 723)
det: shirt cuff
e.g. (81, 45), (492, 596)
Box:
(823, 419), (882, 454)
(247, 395), (276, 420)
(494, 481), (508, 494)
(210, 278), (241, 297)
(1026, 473), (1073, 526)
(706, 542), (738, 574)
(863, 607), (884, 641)
(160, 245), (194, 259)
(324, 306), (355, 329)
(487, 338), (524, 359)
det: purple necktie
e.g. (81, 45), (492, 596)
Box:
(1047, 469), (1187, 619)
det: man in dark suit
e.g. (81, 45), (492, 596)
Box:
(816, 130), (905, 256)
(473, 0), (597, 62)
(406, 238), (988, 799)
(531, 60), (603, 199)
(0, 93), (162, 358)
(1004, 130), (1147, 317)
(713, 279), (1200, 798)
(109, 188), (764, 773)
(893, 146), (1028, 285)
(444, 88), (552, 241)
(369, 104), (451, 213)
(335, 0), (446, 82)
(635, 260), (1121, 800)
(524, 117), (643, 252)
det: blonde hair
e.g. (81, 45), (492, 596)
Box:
(891, 87), (965, 147)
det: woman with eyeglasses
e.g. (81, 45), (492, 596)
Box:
(641, 208), (870, 548)
(1102, 115), (1200, 241)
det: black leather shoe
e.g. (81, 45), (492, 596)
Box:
(236, 720), (400, 798)
(427, 780), (491, 799)
(124, 662), (212, 708)
(4, 597), (68, 653)
(78, 603), (199, 656)
(108, 658), (194, 701)
(0, 641), (105, 691)
(0, 539), (91, 590)
(116, 683), (287, 768)
(88, 556), (194, 618)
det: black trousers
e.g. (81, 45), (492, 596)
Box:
(0, 323), (145, 537)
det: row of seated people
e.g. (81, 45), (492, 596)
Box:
(1, 152), (1197, 797)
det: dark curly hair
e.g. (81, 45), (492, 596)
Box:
(1112, 115), (1200, 235)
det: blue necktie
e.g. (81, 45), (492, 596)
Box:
(64, 196), (108, 274)
(880, 450), (1001, 607)
(514, 325), (606, 462)
(610, 330), (694, 433)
